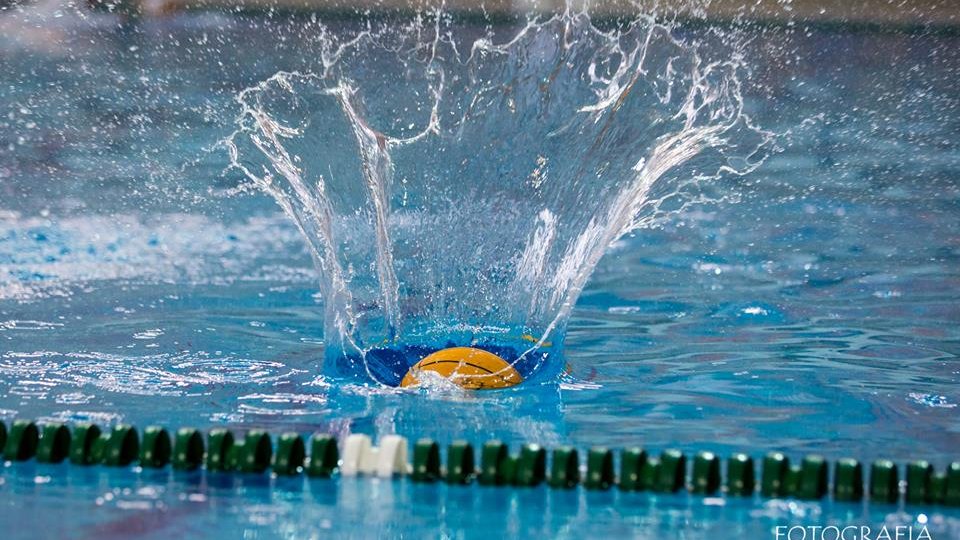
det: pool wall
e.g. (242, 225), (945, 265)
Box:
(116, 0), (960, 27)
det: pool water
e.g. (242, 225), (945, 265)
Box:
(1, 8), (959, 539)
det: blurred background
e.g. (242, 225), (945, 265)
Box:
(0, 0), (957, 25)
(119, 0), (957, 27)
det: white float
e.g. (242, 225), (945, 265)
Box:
(339, 433), (409, 478)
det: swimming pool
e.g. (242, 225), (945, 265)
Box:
(1, 5), (959, 539)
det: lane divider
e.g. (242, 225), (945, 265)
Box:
(1, 419), (958, 507)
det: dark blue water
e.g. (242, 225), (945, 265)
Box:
(0, 9), (959, 539)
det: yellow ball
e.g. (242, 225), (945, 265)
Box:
(400, 347), (523, 390)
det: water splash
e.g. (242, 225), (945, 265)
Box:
(224, 6), (773, 386)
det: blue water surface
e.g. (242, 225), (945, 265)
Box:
(0, 10), (959, 539)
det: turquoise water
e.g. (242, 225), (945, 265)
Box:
(1, 8), (959, 539)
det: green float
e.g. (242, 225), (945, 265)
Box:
(761, 452), (789, 498)
(206, 429), (235, 472)
(691, 451), (720, 495)
(548, 446), (580, 489)
(515, 444), (546, 487)
(36, 423), (71, 464)
(3, 420), (39, 461)
(796, 455), (828, 500)
(69, 423), (102, 465)
(906, 460), (933, 504)
(173, 428), (205, 471)
(833, 458), (863, 502)
(306, 434), (338, 477)
(99, 425), (140, 467)
(870, 460), (899, 504)
(273, 433), (306, 476)
(445, 440), (474, 485)
(585, 447), (614, 491)
(228, 430), (272, 473)
(618, 447), (649, 492)
(479, 440), (510, 486)
(657, 449), (685, 493)
(140, 426), (172, 468)
(726, 453), (755, 496)
(412, 439), (441, 482)
(945, 462), (960, 506)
